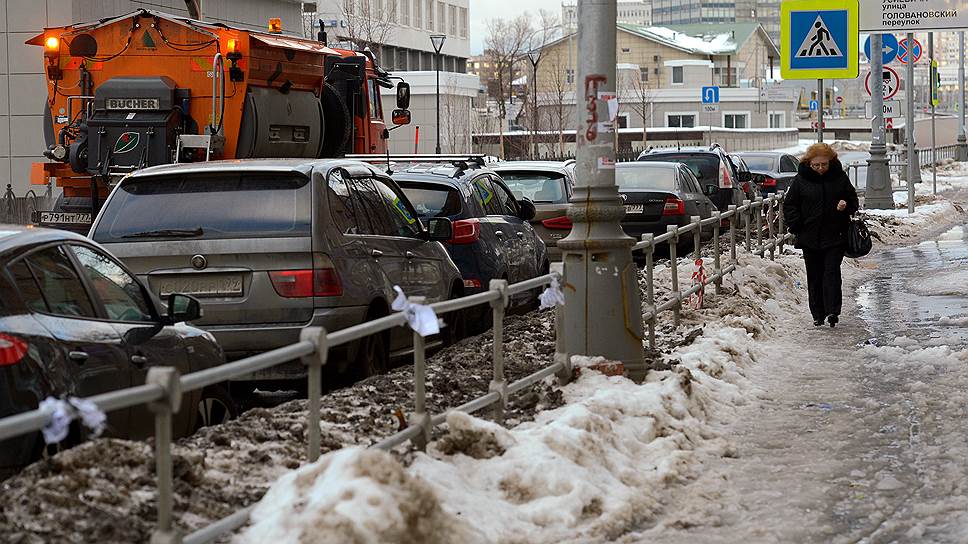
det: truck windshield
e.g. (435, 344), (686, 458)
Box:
(91, 173), (311, 242)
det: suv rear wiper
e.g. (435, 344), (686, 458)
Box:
(122, 227), (204, 239)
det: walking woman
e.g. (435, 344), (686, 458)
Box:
(783, 143), (859, 327)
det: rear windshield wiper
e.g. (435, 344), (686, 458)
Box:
(122, 227), (204, 239)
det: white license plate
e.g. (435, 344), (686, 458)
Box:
(624, 204), (644, 214)
(36, 211), (92, 225)
(156, 274), (244, 298)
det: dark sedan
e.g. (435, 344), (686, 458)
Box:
(733, 152), (801, 196)
(393, 161), (548, 319)
(616, 162), (717, 253)
(0, 225), (234, 477)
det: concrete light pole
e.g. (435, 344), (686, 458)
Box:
(430, 34), (446, 155)
(959, 32), (967, 161)
(906, 32), (916, 213)
(559, 0), (645, 380)
(866, 33), (894, 209)
(528, 50), (541, 160)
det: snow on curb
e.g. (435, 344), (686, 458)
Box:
(865, 199), (965, 244)
(236, 254), (807, 543)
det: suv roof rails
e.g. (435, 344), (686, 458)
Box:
(345, 154), (487, 167)
(562, 158), (576, 166)
(709, 143), (722, 151)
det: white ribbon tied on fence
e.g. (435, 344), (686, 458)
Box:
(39, 396), (108, 444)
(391, 286), (440, 337)
(539, 275), (566, 310)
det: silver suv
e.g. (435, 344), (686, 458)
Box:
(89, 159), (462, 385)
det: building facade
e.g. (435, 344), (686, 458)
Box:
(1, 0), (303, 193)
(562, 1), (652, 31)
(312, 0), (470, 73)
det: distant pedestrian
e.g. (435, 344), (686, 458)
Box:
(783, 143), (859, 327)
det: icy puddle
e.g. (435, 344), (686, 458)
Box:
(857, 223), (968, 347)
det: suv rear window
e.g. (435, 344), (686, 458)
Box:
(92, 173), (312, 242)
(497, 171), (568, 203)
(739, 155), (776, 171)
(616, 166), (678, 191)
(397, 183), (463, 218)
(641, 153), (719, 182)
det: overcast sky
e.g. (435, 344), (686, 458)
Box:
(469, 0), (563, 54)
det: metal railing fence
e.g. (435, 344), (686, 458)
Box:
(0, 193), (794, 543)
(1, 184), (54, 225)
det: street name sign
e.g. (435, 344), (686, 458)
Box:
(781, 0), (860, 79)
(860, 0), (968, 32)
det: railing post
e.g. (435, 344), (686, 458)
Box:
(642, 234), (657, 351)
(778, 191), (786, 255)
(691, 215), (701, 260)
(299, 326), (328, 463)
(755, 198), (764, 256)
(766, 197), (776, 261)
(488, 279), (510, 423)
(743, 199), (752, 253)
(712, 211), (723, 295)
(409, 296), (431, 452)
(728, 204), (737, 264)
(147, 367), (183, 544)
(667, 225), (680, 327)
(550, 263), (572, 385)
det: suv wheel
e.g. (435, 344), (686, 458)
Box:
(442, 291), (467, 346)
(195, 385), (239, 431)
(355, 329), (389, 379)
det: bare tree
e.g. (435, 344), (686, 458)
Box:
(538, 48), (571, 157)
(339, 0), (398, 58)
(525, 10), (560, 159)
(484, 14), (534, 159)
(620, 65), (656, 149)
(442, 81), (472, 153)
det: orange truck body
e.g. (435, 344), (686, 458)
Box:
(27, 9), (392, 203)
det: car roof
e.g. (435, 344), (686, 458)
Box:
(734, 151), (788, 157)
(125, 158), (384, 180)
(490, 161), (574, 173)
(0, 224), (90, 256)
(645, 146), (719, 154)
(617, 161), (681, 170)
(391, 162), (495, 186)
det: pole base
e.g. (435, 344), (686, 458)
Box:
(865, 154), (894, 209)
(959, 141), (968, 162)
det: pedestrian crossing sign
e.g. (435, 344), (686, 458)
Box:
(781, 0), (859, 79)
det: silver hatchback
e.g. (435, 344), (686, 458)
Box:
(89, 159), (462, 385)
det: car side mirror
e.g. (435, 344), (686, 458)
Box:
(737, 170), (753, 182)
(396, 82), (411, 109)
(704, 184), (719, 196)
(391, 108), (411, 126)
(425, 217), (453, 242)
(516, 199), (536, 221)
(167, 293), (202, 323)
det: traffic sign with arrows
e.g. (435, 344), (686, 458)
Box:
(864, 33), (898, 64)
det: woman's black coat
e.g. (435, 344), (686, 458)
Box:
(782, 159), (860, 250)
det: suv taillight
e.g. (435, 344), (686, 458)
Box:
(541, 216), (573, 230)
(720, 164), (732, 187)
(762, 177), (777, 187)
(0, 333), (28, 366)
(449, 219), (481, 244)
(662, 197), (686, 216)
(269, 257), (342, 298)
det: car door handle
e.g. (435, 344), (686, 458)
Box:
(68, 351), (88, 363)
(405, 251), (416, 259)
(130, 355), (148, 367)
(495, 230), (504, 238)
(370, 249), (383, 258)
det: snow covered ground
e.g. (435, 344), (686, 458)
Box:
(1, 168), (966, 543)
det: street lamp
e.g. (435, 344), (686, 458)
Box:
(527, 49), (541, 159)
(430, 34), (446, 154)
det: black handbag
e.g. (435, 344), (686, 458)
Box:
(846, 215), (873, 258)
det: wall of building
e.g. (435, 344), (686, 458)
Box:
(0, 0), (302, 194)
(380, 70), (479, 154)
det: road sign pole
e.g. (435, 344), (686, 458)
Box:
(817, 79), (824, 142)
(929, 33), (936, 194)
(867, 33), (893, 209)
(959, 31), (967, 161)
(560, 0), (645, 380)
(906, 32), (916, 213)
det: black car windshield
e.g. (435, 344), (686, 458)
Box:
(616, 166), (678, 191)
(497, 171), (568, 203)
(738, 155), (776, 171)
(642, 153), (719, 181)
(398, 183), (464, 218)
(92, 173), (312, 242)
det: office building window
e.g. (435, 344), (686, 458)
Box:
(672, 66), (683, 84)
(667, 114), (696, 127)
(769, 112), (784, 128)
(640, 67), (649, 82)
(459, 7), (468, 37)
(438, 2), (446, 33)
(426, 0), (434, 30)
(566, 68), (575, 84)
(723, 113), (748, 128)
(401, 0), (410, 25)
(449, 4), (457, 35)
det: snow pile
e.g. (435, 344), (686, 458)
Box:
(864, 200), (965, 243)
(858, 342), (968, 374)
(908, 270), (968, 297)
(236, 253), (806, 543)
(238, 448), (471, 544)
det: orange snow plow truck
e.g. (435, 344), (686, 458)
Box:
(26, 9), (412, 231)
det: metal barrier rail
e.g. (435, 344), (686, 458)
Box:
(631, 193), (791, 351)
(0, 195), (793, 543)
(0, 272), (564, 543)
(1, 184), (53, 225)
